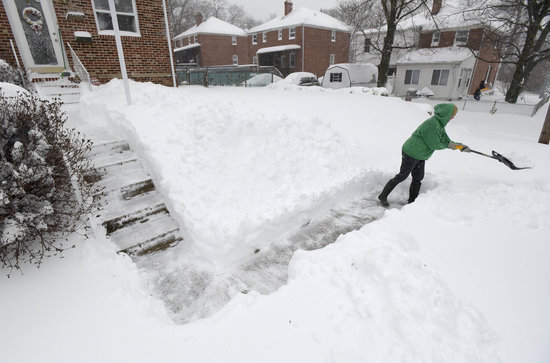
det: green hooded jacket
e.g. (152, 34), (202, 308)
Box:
(402, 103), (455, 160)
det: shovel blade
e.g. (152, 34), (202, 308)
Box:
(491, 151), (531, 170)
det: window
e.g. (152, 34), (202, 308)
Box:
(455, 30), (469, 46)
(232, 55), (238, 65)
(289, 52), (295, 68)
(331, 30), (336, 42)
(278, 29), (282, 40)
(404, 69), (420, 85)
(388, 67), (396, 76)
(263, 32), (267, 43)
(193, 35), (198, 43)
(329, 54), (335, 65)
(252, 34), (257, 45)
(252, 56), (257, 65)
(363, 37), (371, 53)
(232, 36), (236, 45)
(431, 69), (450, 86)
(431, 32), (440, 47)
(188, 36), (191, 44)
(92, 0), (140, 36)
(493, 35), (499, 49)
(330, 73), (342, 82)
(289, 27), (296, 39)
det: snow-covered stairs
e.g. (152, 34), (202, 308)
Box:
(89, 140), (183, 255)
(34, 76), (81, 104)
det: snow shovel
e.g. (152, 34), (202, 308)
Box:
(468, 149), (532, 170)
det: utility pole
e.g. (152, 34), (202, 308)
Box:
(539, 104), (550, 144)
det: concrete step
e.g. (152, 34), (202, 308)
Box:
(120, 229), (183, 256)
(98, 187), (165, 222)
(108, 212), (180, 251)
(103, 202), (168, 234)
(94, 159), (152, 193)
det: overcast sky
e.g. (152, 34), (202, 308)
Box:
(229, 0), (340, 21)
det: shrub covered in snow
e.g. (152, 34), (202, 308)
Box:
(0, 59), (34, 92)
(0, 92), (100, 275)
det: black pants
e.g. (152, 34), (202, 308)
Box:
(391, 151), (425, 184)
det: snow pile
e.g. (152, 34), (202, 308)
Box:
(0, 81), (30, 98)
(80, 81), (364, 262)
(418, 87), (434, 97)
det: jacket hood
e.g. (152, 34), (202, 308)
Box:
(433, 103), (456, 126)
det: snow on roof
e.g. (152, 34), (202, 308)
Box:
(396, 46), (475, 64)
(174, 43), (201, 53)
(256, 44), (301, 54)
(173, 17), (246, 40)
(249, 7), (350, 33)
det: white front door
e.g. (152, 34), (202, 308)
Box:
(2, 0), (66, 73)
(457, 68), (472, 98)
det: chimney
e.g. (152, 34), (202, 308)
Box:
(195, 12), (203, 26)
(431, 0), (442, 15)
(284, 1), (293, 16)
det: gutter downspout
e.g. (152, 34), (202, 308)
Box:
(302, 25), (305, 72)
(162, 0), (177, 87)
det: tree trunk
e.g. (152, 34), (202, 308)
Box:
(505, 64), (524, 103)
(377, 20), (396, 87)
(539, 103), (550, 144)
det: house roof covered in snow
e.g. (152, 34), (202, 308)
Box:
(396, 46), (475, 64)
(249, 7), (350, 33)
(174, 43), (201, 53)
(173, 17), (247, 40)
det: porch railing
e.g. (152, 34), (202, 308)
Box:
(67, 42), (92, 91)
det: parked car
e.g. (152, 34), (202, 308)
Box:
(299, 76), (320, 86)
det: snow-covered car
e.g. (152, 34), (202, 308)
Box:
(283, 72), (319, 86)
(298, 76), (320, 86)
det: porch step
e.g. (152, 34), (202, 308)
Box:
(34, 75), (82, 104)
(89, 138), (184, 256)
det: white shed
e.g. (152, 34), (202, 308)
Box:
(321, 63), (378, 89)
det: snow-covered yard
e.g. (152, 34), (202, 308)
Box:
(1, 81), (550, 363)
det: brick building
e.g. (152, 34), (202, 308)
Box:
(172, 13), (248, 67)
(352, 0), (501, 99)
(1, 0), (174, 85)
(173, 1), (351, 78)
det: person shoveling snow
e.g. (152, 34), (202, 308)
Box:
(378, 103), (469, 207)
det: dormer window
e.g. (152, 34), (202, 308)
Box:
(289, 27), (296, 39)
(455, 30), (469, 46)
(431, 32), (440, 47)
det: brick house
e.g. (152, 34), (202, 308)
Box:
(173, 1), (351, 78)
(1, 0), (174, 85)
(352, 0), (501, 99)
(172, 13), (248, 67)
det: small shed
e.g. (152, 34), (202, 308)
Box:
(321, 63), (378, 89)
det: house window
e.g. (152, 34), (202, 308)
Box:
(278, 29), (282, 40)
(404, 69), (420, 85)
(188, 36), (191, 44)
(363, 37), (371, 53)
(232, 55), (238, 65)
(289, 27), (296, 39)
(194, 35), (198, 43)
(263, 32), (267, 43)
(232, 36), (236, 45)
(431, 32), (440, 47)
(493, 35), (499, 49)
(455, 30), (469, 46)
(329, 54), (335, 65)
(331, 30), (336, 42)
(330, 73), (342, 82)
(253, 56), (258, 65)
(431, 69), (450, 86)
(252, 34), (257, 45)
(289, 52), (295, 68)
(92, 0), (140, 36)
(388, 67), (396, 76)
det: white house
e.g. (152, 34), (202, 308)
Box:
(393, 47), (476, 99)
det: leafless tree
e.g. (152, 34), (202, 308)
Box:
(338, 0), (431, 87)
(466, 0), (550, 103)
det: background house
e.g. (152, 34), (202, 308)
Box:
(351, 0), (501, 98)
(172, 14), (248, 66)
(247, 1), (351, 78)
(1, 0), (174, 86)
(173, 1), (351, 79)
